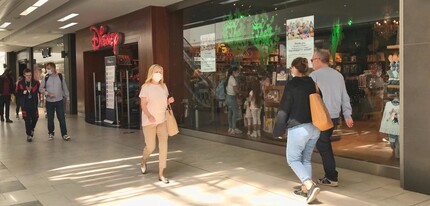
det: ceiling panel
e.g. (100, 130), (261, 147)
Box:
(0, 0), (183, 52)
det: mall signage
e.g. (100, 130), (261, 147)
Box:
(89, 25), (124, 55)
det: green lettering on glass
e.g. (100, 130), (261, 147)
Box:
(330, 18), (342, 64)
(252, 13), (280, 70)
(222, 9), (250, 62)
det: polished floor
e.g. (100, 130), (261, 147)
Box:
(0, 113), (429, 205)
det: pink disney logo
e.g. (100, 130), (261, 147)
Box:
(89, 25), (123, 54)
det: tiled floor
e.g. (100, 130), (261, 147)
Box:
(0, 113), (429, 205)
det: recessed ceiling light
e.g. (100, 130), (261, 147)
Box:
(20, 0), (48, 16)
(0, 22), (11, 28)
(20, 6), (38, 16)
(33, 0), (49, 7)
(59, 22), (78, 29)
(58, 13), (79, 22)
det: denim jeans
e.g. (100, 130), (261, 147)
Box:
(316, 118), (339, 181)
(226, 95), (238, 129)
(46, 100), (67, 136)
(286, 123), (320, 183)
(389, 134), (400, 159)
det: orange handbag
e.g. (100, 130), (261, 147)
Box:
(166, 104), (179, 136)
(309, 83), (333, 131)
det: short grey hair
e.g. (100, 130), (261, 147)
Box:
(314, 49), (331, 64)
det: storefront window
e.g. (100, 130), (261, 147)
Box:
(181, 0), (400, 166)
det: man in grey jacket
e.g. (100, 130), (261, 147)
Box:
(39, 62), (70, 141)
(309, 49), (354, 187)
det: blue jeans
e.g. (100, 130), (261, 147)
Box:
(46, 100), (67, 136)
(226, 95), (238, 129)
(286, 123), (320, 183)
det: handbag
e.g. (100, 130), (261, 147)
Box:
(309, 83), (333, 131)
(166, 103), (179, 136)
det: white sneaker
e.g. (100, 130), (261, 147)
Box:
(62, 135), (71, 141)
(250, 131), (257, 138)
(48, 134), (54, 141)
(233, 128), (242, 134)
(228, 128), (233, 133)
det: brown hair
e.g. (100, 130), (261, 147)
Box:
(291, 57), (309, 74)
(23, 68), (32, 74)
(46, 62), (56, 69)
(250, 80), (262, 108)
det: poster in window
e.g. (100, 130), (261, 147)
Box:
(286, 15), (315, 68)
(200, 33), (216, 72)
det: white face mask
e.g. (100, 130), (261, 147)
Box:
(249, 90), (253, 97)
(152, 73), (163, 82)
(47, 69), (52, 75)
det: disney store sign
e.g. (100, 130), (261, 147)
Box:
(89, 25), (123, 55)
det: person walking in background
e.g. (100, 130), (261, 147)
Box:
(139, 64), (175, 184)
(0, 68), (15, 123)
(309, 49), (354, 187)
(273, 57), (321, 204)
(15, 76), (24, 119)
(17, 69), (40, 142)
(39, 68), (46, 108)
(39, 62), (71, 141)
(225, 66), (242, 134)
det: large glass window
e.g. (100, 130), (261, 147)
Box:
(181, 0), (400, 166)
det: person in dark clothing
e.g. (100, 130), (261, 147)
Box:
(15, 76), (24, 119)
(273, 57), (321, 204)
(0, 68), (15, 123)
(17, 69), (40, 142)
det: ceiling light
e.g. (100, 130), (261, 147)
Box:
(0, 22), (11, 28)
(20, 0), (48, 16)
(219, 0), (239, 5)
(20, 6), (38, 16)
(58, 13), (79, 22)
(33, 0), (49, 7)
(59, 22), (78, 29)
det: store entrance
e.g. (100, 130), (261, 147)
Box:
(83, 43), (139, 129)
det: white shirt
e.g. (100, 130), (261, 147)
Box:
(139, 84), (168, 126)
(226, 76), (237, 96)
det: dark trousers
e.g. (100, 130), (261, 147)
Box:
(316, 118), (339, 181)
(16, 95), (24, 116)
(0, 95), (11, 119)
(23, 107), (39, 136)
(46, 100), (67, 136)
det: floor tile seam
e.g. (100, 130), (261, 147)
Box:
(412, 199), (430, 206)
(347, 185), (407, 201)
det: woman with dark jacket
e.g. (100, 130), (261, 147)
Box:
(273, 57), (321, 204)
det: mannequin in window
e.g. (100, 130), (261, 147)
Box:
(379, 94), (400, 158)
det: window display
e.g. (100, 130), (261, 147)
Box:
(181, 0), (400, 166)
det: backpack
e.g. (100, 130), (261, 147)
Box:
(44, 73), (63, 90)
(215, 78), (226, 101)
